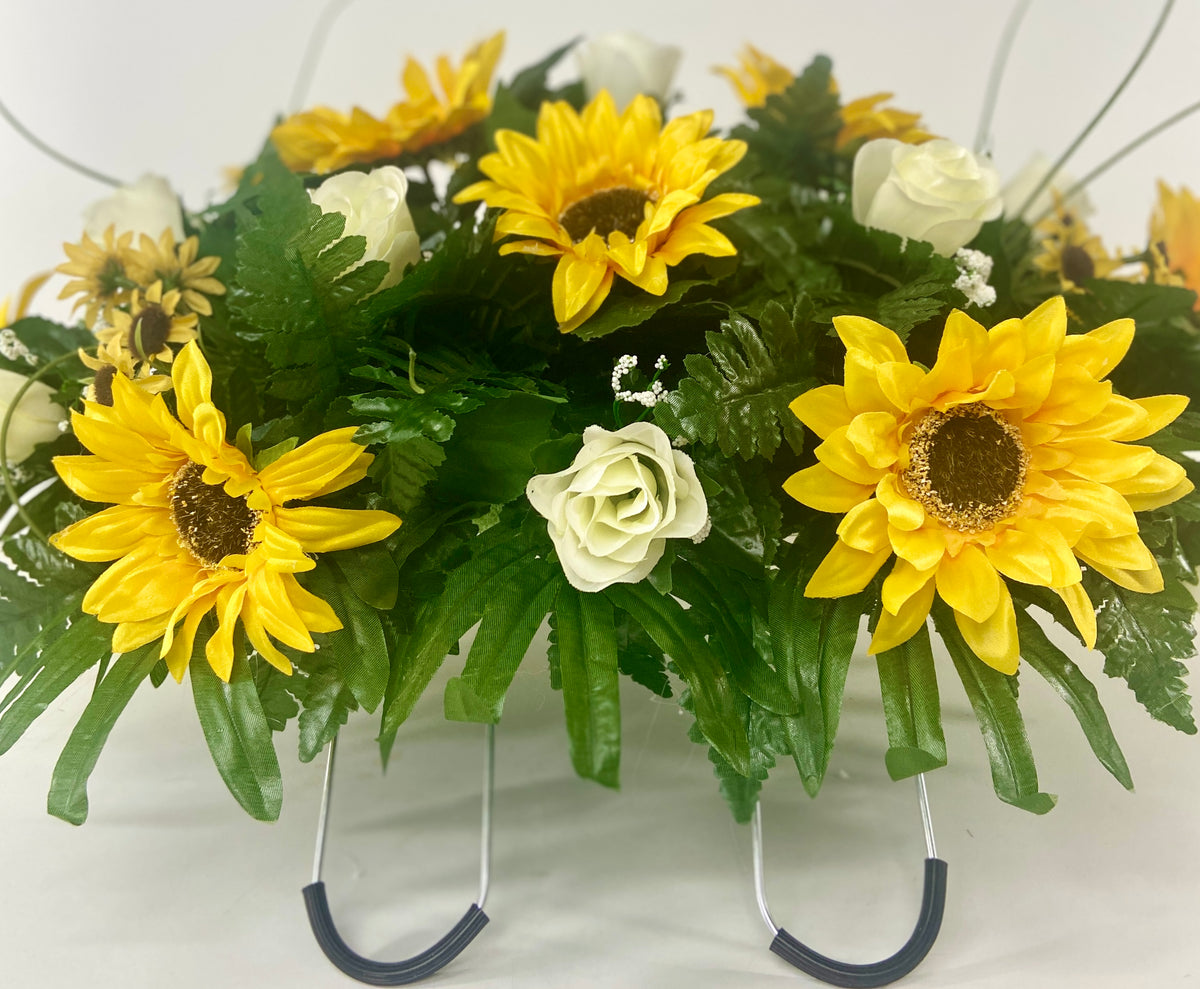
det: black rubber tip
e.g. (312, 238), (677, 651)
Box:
(768, 857), (948, 988)
(303, 881), (489, 986)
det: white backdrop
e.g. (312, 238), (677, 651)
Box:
(1, 2), (1199, 987)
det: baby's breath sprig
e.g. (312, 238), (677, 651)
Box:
(611, 354), (670, 426)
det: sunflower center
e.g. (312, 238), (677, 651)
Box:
(91, 365), (117, 407)
(169, 462), (261, 569)
(1060, 245), (1095, 285)
(559, 187), (651, 243)
(129, 304), (172, 360)
(902, 404), (1029, 532)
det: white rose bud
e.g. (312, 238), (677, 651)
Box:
(0, 368), (64, 464)
(527, 422), (708, 593)
(852, 138), (1003, 256)
(1001, 151), (1094, 223)
(309, 165), (421, 290)
(83, 174), (184, 241)
(575, 31), (682, 109)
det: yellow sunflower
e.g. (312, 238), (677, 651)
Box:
(836, 92), (935, 150)
(1034, 195), (1121, 291)
(272, 31), (504, 174)
(49, 341), (401, 682)
(125, 231), (226, 316)
(453, 91), (759, 333)
(1149, 180), (1200, 309)
(96, 282), (198, 363)
(79, 338), (171, 406)
(57, 226), (135, 328)
(384, 30), (505, 153)
(714, 44), (795, 107)
(784, 297), (1191, 674)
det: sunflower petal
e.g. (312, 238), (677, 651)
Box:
(1055, 583), (1097, 650)
(274, 506), (401, 553)
(935, 544), (1000, 623)
(871, 575), (935, 654)
(782, 463), (874, 513)
(953, 580), (1020, 675)
(805, 540), (891, 597)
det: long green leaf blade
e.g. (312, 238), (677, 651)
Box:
(0, 607), (109, 756)
(876, 624), (947, 780)
(1017, 611), (1133, 790)
(47, 642), (160, 825)
(190, 643), (283, 822)
(444, 559), (560, 723)
(552, 586), (622, 788)
(606, 583), (750, 776)
(934, 602), (1056, 814)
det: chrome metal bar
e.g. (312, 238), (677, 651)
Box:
(477, 723), (495, 910)
(311, 734), (338, 885)
(752, 801), (779, 935)
(916, 773), (937, 860)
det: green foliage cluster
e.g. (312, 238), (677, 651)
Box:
(1, 43), (1198, 827)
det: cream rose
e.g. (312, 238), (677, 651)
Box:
(309, 165), (420, 290)
(852, 138), (1002, 256)
(575, 31), (682, 109)
(0, 369), (64, 463)
(83, 174), (184, 241)
(527, 422), (708, 592)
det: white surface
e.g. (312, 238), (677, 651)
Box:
(1, 2), (1199, 987)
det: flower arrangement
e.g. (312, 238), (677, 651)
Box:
(0, 20), (1197, 844)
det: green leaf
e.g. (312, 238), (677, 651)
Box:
(671, 561), (798, 716)
(46, 642), (160, 825)
(381, 512), (542, 735)
(0, 603), (109, 755)
(333, 542), (399, 611)
(572, 277), (713, 341)
(303, 563), (389, 713)
(551, 586), (622, 787)
(605, 583), (751, 775)
(371, 436), (446, 516)
(768, 535), (863, 796)
(1016, 611), (1132, 790)
(1086, 566), (1197, 734)
(252, 660), (300, 732)
(189, 641), (283, 822)
(696, 452), (784, 574)
(0, 317), (92, 375)
(297, 663), (358, 764)
(443, 558), (560, 723)
(731, 55), (841, 187)
(875, 624), (947, 780)
(654, 302), (815, 460)
(433, 393), (558, 505)
(933, 602), (1056, 814)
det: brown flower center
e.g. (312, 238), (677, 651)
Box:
(91, 365), (117, 407)
(128, 304), (172, 360)
(1060, 245), (1095, 285)
(902, 404), (1029, 532)
(559, 187), (651, 243)
(169, 462), (261, 568)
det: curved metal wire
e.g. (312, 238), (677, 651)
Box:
(753, 773), (948, 988)
(302, 724), (495, 986)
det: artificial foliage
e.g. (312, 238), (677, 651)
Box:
(1, 33), (1198, 829)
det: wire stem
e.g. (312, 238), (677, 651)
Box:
(0, 350), (88, 545)
(974, 0), (1033, 154)
(0, 96), (122, 187)
(1031, 98), (1200, 226)
(1015, 0), (1175, 221)
(289, 0), (361, 112)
